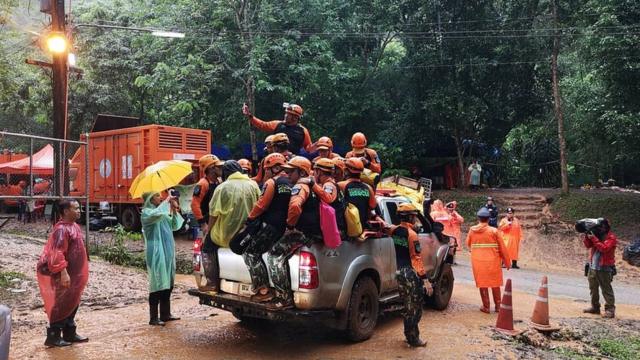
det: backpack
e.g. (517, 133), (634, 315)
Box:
(319, 201), (342, 249)
(345, 202), (363, 237)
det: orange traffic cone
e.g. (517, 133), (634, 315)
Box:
(495, 279), (523, 336)
(530, 276), (560, 332)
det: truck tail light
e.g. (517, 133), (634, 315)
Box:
(193, 236), (202, 272)
(299, 251), (319, 289)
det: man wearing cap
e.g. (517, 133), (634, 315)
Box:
(467, 207), (511, 313)
(242, 103), (313, 155)
(485, 197), (499, 228)
(192, 155), (224, 237)
(498, 208), (523, 269)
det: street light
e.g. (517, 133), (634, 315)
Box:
(46, 33), (68, 53)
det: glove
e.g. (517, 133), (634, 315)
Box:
(242, 103), (252, 118)
(307, 176), (315, 187)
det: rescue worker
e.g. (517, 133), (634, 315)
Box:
(485, 197), (499, 228)
(270, 133), (294, 160)
(242, 103), (313, 154)
(311, 158), (345, 230)
(266, 156), (316, 310)
(332, 156), (347, 182)
(429, 200), (448, 227)
(468, 160), (482, 191)
(312, 136), (340, 163)
(498, 208), (522, 269)
(36, 200), (89, 347)
(202, 161), (260, 293)
(192, 155), (224, 236)
(582, 218), (617, 319)
(243, 153), (292, 302)
(238, 158), (253, 176)
(252, 135), (275, 184)
(345, 132), (382, 174)
(388, 203), (428, 347)
(338, 158), (377, 231)
(444, 201), (464, 251)
(467, 207), (511, 313)
(141, 192), (184, 326)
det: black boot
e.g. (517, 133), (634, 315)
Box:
(63, 325), (89, 343)
(407, 337), (427, 347)
(160, 298), (180, 322)
(512, 260), (520, 269)
(45, 327), (72, 347)
(149, 304), (165, 326)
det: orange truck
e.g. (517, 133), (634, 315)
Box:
(69, 115), (211, 230)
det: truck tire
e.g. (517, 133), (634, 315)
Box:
(120, 205), (141, 231)
(345, 276), (379, 342)
(427, 264), (454, 310)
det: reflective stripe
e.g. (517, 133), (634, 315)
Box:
(504, 291), (512, 296)
(501, 304), (513, 310)
(471, 243), (499, 248)
(536, 296), (549, 303)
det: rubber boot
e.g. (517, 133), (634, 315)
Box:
(63, 325), (89, 343)
(479, 288), (491, 313)
(583, 306), (600, 314)
(201, 253), (220, 292)
(511, 260), (520, 269)
(149, 304), (165, 326)
(491, 287), (501, 313)
(407, 337), (427, 347)
(160, 298), (180, 322)
(44, 327), (72, 347)
(603, 308), (615, 319)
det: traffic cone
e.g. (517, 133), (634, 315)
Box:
(494, 279), (523, 336)
(530, 276), (560, 332)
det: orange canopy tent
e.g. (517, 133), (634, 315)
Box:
(0, 144), (54, 175)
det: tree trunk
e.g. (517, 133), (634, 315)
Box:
(551, 0), (569, 194)
(453, 128), (465, 188)
(235, 0), (258, 162)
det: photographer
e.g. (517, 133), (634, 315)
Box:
(582, 218), (617, 319)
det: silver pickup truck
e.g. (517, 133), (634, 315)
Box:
(188, 195), (455, 342)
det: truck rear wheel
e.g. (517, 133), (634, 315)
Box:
(345, 276), (379, 342)
(427, 264), (454, 310)
(120, 205), (141, 232)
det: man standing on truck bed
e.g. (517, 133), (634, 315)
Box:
(345, 132), (382, 174)
(388, 203), (428, 347)
(243, 153), (292, 303)
(192, 154), (224, 236)
(338, 158), (377, 234)
(267, 156), (317, 310)
(243, 103), (313, 155)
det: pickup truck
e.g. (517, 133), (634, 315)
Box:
(188, 195), (455, 342)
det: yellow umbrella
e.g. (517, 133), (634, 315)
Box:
(129, 160), (194, 199)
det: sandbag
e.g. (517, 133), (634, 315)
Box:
(319, 201), (341, 249)
(345, 203), (363, 237)
(623, 237), (640, 267)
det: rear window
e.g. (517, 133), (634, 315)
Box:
(385, 202), (401, 225)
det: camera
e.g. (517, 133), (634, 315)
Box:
(282, 102), (290, 109)
(170, 189), (180, 198)
(574, 218), (604, 234)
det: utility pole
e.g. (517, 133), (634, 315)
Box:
(551, 0), (569, 194)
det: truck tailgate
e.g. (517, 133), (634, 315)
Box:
(218, 248), (253, 284)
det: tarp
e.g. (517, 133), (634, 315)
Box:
(0, 144), (54, 175)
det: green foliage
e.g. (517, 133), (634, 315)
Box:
(552, 347), (593, 360)
(431, 191), (487, 221)
(596, 338), (640, 360)
(552, 192), (640, 228)
(0, 270), (24, 288)
(108, 224), (142, 242)
(96, 233), (146, 269)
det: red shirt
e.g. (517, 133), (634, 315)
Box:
(583, 232), (617, 267)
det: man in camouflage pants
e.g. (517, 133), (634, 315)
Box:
(389, 203), (428, 347)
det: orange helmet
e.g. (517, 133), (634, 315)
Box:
(199, 154), (223, 171)
(397, 202), (419, 214)
(263, 153), (287, 169)
(271, 133), (290, 145)
(264, 135), (275, 144)
(332, 157), (346, 171)
(238, 158), (252, 173)
(284, 103), (304, 117)
(314, 158), (335, 173)
(351, 132), (367, 148)
(345, 157), (365, 174)
(316, 136), (333, 150)
(284, 156), (312, 175)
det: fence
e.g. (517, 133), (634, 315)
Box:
(0, 131), (90, 259)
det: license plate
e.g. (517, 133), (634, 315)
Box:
(239, 283), (253, 297)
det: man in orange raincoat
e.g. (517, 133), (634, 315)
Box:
(444, 201), (464, 251)
(467, 207), (511, 313)
(429, 199), (448, 225)
(498, 207), (522, 269)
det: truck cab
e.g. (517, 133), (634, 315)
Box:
(188, 195), (455, 342)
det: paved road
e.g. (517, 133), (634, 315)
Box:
(453, 258), (640, 306)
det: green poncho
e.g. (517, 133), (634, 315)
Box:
(141, 193), (184, 293)
(209, 172), (260, 247)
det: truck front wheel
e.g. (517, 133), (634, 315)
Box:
(345, 276), (379, 342)
(120, 205), (141, 231)
(426, 264), (454, 310)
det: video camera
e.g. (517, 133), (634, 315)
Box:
(574, 218), (604, 234)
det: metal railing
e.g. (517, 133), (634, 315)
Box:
(0, 131), (90, 258)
